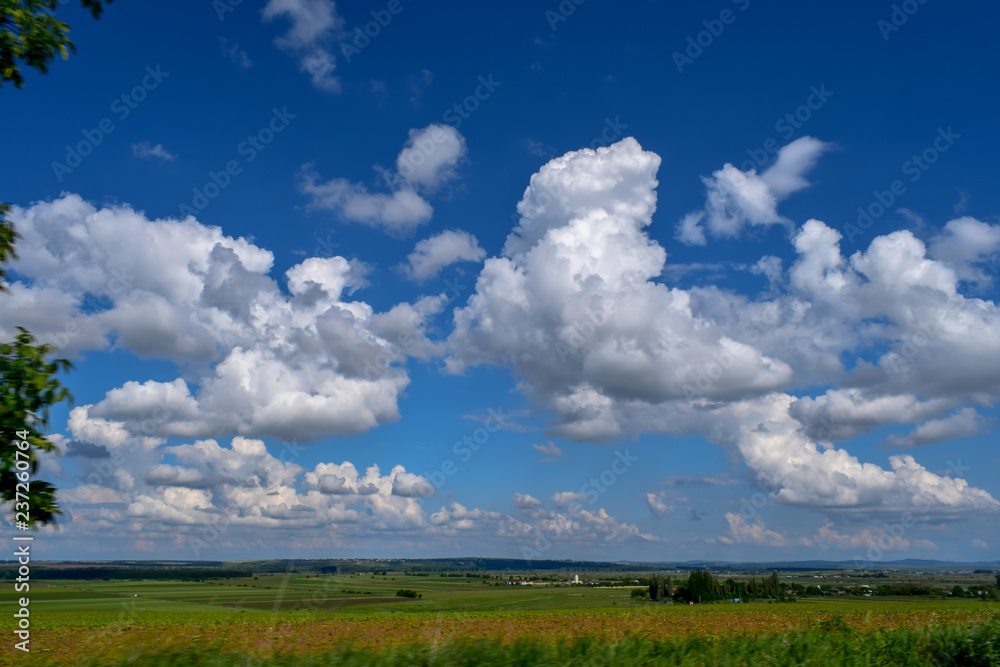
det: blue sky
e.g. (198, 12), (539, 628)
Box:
(2, 0), (999, 563)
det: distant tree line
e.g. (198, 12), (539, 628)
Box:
(0, 566), (251, 581)
(635, 569), (1000, 604)
(644, 569), (787, 603)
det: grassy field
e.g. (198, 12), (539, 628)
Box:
(16, 573), (643, 615)
(4, 574), (999, 665)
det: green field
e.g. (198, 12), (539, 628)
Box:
(4, 573), (999, 665)
(19, 573), (645, 616)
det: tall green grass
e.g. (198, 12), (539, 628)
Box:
(54, 618), (1000, 667)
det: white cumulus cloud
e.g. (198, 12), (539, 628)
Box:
(678, 136), (832, 245)
(4, 194), (440, 444)
(299, 125), (467, 235)
(401, 230), (485, 282)
(444, 137), (999, 520)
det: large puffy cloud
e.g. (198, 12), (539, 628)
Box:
(3, 190), (662, 556)
(786, 220), (1000, 427)
(447, 137), (999, 519)
(728, 221), (1000, 488)
(300, 124), (467, 235)
(726, 394), (998, 514)
(5, 194), (439, 443)
(447, 138), (794, 421)
(678, 136), (831, 245)
(624, 394), (998, 518)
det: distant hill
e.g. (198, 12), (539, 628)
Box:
(6, 556), (996, 578)
(0, 564), (252, 581)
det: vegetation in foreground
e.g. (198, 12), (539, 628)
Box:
(7, 601), (998, 667)
(23, 618), (1000, 667)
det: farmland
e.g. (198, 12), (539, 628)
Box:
(3, 568), (999, 665)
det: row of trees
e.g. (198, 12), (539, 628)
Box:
(646, 570), (786, 603)
(641, 570), (1000, 604)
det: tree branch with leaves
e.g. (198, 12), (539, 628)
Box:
(1, 205), (74, 526)
(1, 0), (112, 89)
(2, 328), (73, 525)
